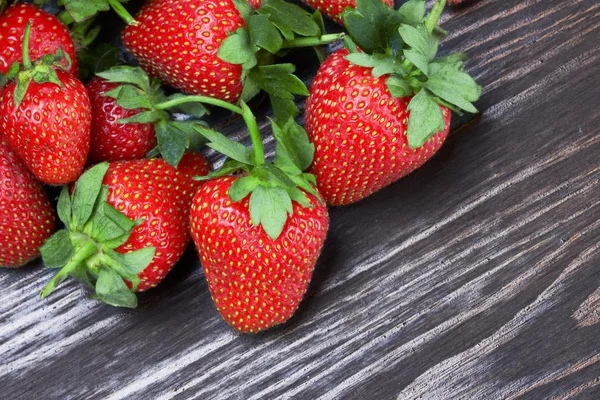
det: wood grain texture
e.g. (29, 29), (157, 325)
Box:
(1, 0), (600, 399)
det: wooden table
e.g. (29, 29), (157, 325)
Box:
(2, 0), (599, 398)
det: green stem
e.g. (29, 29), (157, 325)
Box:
(281, 33), (345, 49)
(22, 21), (32, 70)
(155, 95), (243, 115)
(425, 0), (447, 34)
(107, 0), (138, 26)
(40, 241), (97, 298)
(241, 102), (265, 165)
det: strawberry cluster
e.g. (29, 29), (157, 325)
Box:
(0, 0), (479, 333)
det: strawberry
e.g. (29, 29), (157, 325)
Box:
(191, 177), (328, 332)
(189, 101), (329, 333)
(88, 66), (210, 166)
(0, 21), (91, 185)
(305, 0), (481, 205)
(86, 77), (156, 163)
(39, 153), (210, 307)
(120, 0), (342, 122)
(0, 3), (78, 76)
(0, 141), (55, 268)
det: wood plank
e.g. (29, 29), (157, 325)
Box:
(1, 0), (599, 399)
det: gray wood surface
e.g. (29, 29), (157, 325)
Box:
(1, 0), (599, 399)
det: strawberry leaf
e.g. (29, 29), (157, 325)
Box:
(257, 0), (320, 40)
(406, 89), (445, 149)
(386, 76), (412, 97)
(108, 247), (156, 276)
(155, 121), (190, 168)
(218, 28), (258, 70)
(194, 125), (254, 166)
(269, 94), (299, 125)
(398, 0), (426, 27)
(251, 64), (309, 99)
(248, 14), (283, 54)
(71, 163), (110, 231)
(424, 62), (481, 113)
(164, 94), (208, 118)
(97, 66), (151, 91)
(249, 185), (292, 240)
(105, 84), (153, 110)
(95, 268), (138, 309)
(272, 119), (315, 173)
(40, 230), (75, 269)
(57, 186), (73, 228)
(343, 0), (401, 55)
(229, 175), (261, 202)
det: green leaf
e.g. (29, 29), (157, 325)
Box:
(272, 119), (315, 173)
(404, 48), (429, 76)
(344, 0), (402, 54)
(13, 75), (32, 110)
(169, 121), (205, 151)
(0, 0), (6, 14)
(218, 28), (258, 70)
(194, 125), (254, 165)
(95, 268), (138, 308)
(269, 94), (299, 126)
(240, 74), (261, 103)
(155, 122), (190, 167)
(109, 247), (156, 276)
(406, 89), (445, 149)
(398, 0), (426, 27)
(251, 64), (309, 99)
(424, 62), (482, 113)
(229, 175), (261, 202)
(104, 84), (152, 110)
(56, 186), (73, 228)
(399, 24), (438, 62)
(247, 14), (283, 54)
(71, 163), (110, 231)
(97, 66), (151, 90)
(40, 230), (75, 269)
(62, 0), (130, 23)
(258, 0), (320, 40)
(249, 185), (292, 240)
(386, 76), (412, 98)
(232, 0), (254, 20)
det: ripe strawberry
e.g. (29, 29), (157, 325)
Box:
(86, 77), (156, 163)
(191, 177), (328, 333)
(306, 49), (451, 205)
(0, 21), (91, 185)
(0, 3), (78, 76)
(121, 0), (341, 121)
(305, 0), (481, 205)
(0, 141), (55, 268)
(188, 101), (329, 332)
(40, 153), (210, 307)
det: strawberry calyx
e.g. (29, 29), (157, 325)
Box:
(0, 0), (6, 15)
(181, 98), (320, 239)
(39, 163), (155, 308)
(341, 0), (482, 148)
(1, 20), (73, 109)
(219, 0), (344, 123)
(97, 66), (209, 167)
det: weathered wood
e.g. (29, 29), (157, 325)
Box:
(1, 0), (600, 399)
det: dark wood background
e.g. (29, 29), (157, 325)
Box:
(1, 0), (599, 398)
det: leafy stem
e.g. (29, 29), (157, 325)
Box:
(22, 21), (32, 70)
(154, 95), (243, 115)
(241, 102), (265, 165)
(281, 33), (345, 49)
(107, 0), (138, 26)
(40, 241), (97, 298)
(425, 0), (447, 34)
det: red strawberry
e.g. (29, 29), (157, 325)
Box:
(121, 0), (340, 121)
(306, 48), (451, 205)
(187, 100), (329, 332)
(40, 153), (210, 307)
(0, 21), (91, 185)
(86, 77), (156, 163)
(0, 141), (55, 268)
(305, 0), (481, 205)
(191, 177), (328, 332)
(0, 3), (78, 76)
